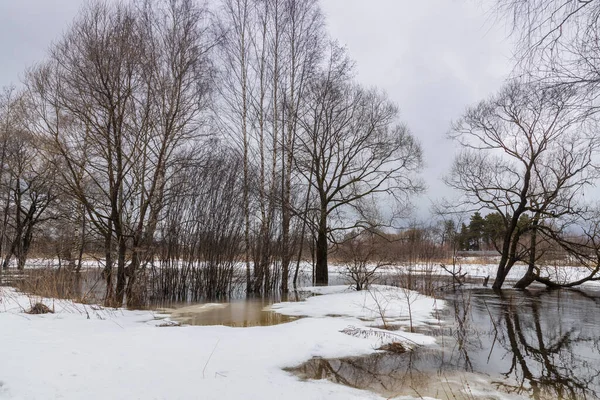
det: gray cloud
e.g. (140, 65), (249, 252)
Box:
(0, 1), (81, 84)
(320, 0), (513, 216)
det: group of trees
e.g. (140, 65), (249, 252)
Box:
(216, 0), (422, 292)
(5, 0), (600, 301)
(447, 80), (600, 289)
(0, 0), (422, 305)
(454, 212), (503, 252)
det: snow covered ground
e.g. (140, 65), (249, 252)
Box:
(411, 262), (600, 288)
(0, 285), (443, 400)
(2, 259), (596, 399)
(272, 285), (442, 328)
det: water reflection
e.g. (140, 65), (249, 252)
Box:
(491, 290), (600, 399)
(288, 350), (484, 399)
(289, 288), (600, 400)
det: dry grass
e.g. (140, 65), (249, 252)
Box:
(378, 341), (407, 353)
(437, 256), (500, 265)
(9, 268), (104, 305)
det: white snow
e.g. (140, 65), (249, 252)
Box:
(378, 262), (600, 289)
(0, 285), (443, 400)
(273, 285), (443, 330)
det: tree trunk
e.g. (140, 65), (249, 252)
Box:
(16, 225), (34, 271)
(514, 219), (538, 289)
(281, 203), (290, 293)
(514, 266), (536, 289)
(75, 207), (86, 273)
(125, 251), (141, 307)
(115, 235), (127, 306)
(17, 252), (26, 270)
(103, 220), (114, 305)
(492, 216), (525, 289)
(2, 250), (12, 270)
(315, 212), (328, 286)
(492, 252), (510, 289)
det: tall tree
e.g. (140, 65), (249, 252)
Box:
(467, 212), (485, 251)
(218, 0), (255, 294)
(446, 81), (599, 289)
(278, 0), (324, 294)
(217, 0), (325, 293)
(296, 44), (423, 285)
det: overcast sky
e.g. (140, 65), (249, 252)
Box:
(0, 0), (513, 218)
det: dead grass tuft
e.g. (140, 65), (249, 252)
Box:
(12, 268), (103, 305)
(27, 302), (53, 314)
(378, 341), (407, 353)
(157, 320), (181, 327)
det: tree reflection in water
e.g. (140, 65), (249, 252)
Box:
(494, 290), (600, 399)
(287, 288), (600, 400)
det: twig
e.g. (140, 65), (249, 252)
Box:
(203, 339), (220, 378)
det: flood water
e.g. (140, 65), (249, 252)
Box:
(0, 267), (325, 327)
(160, 296), (303, 327)
(288, 287), (600, 400)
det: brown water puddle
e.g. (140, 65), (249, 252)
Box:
(161, 298), (297, 327)
(286, 351), (512, 400)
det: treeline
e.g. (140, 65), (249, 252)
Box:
(0, 0), (423, 305)
(454, 212), (509, 252)
(450, 212), (569, 262)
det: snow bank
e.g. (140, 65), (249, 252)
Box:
(0, 285), (443, 400)
(273, 285), (443, 332)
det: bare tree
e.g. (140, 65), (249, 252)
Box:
(295, 44), (423, 286)
(0, 90), (58, 271)
(217, 0), (255, 294)
(0, 87), (19, 268)
(27, 1), (145, 305)
(278, 0), (324, 293)
(446, 81), (600, 289)
(122, 0), (213, 305)
(0, 130), (57, 270)
(338, 229), (389, 291)
(217, 0), (325, 294)
(495, 0), (600, 91)
(26, 0), (212, 306)
(152, 144), (245, 301)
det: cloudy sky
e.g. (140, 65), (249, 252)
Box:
(0, 0), (514, 217)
